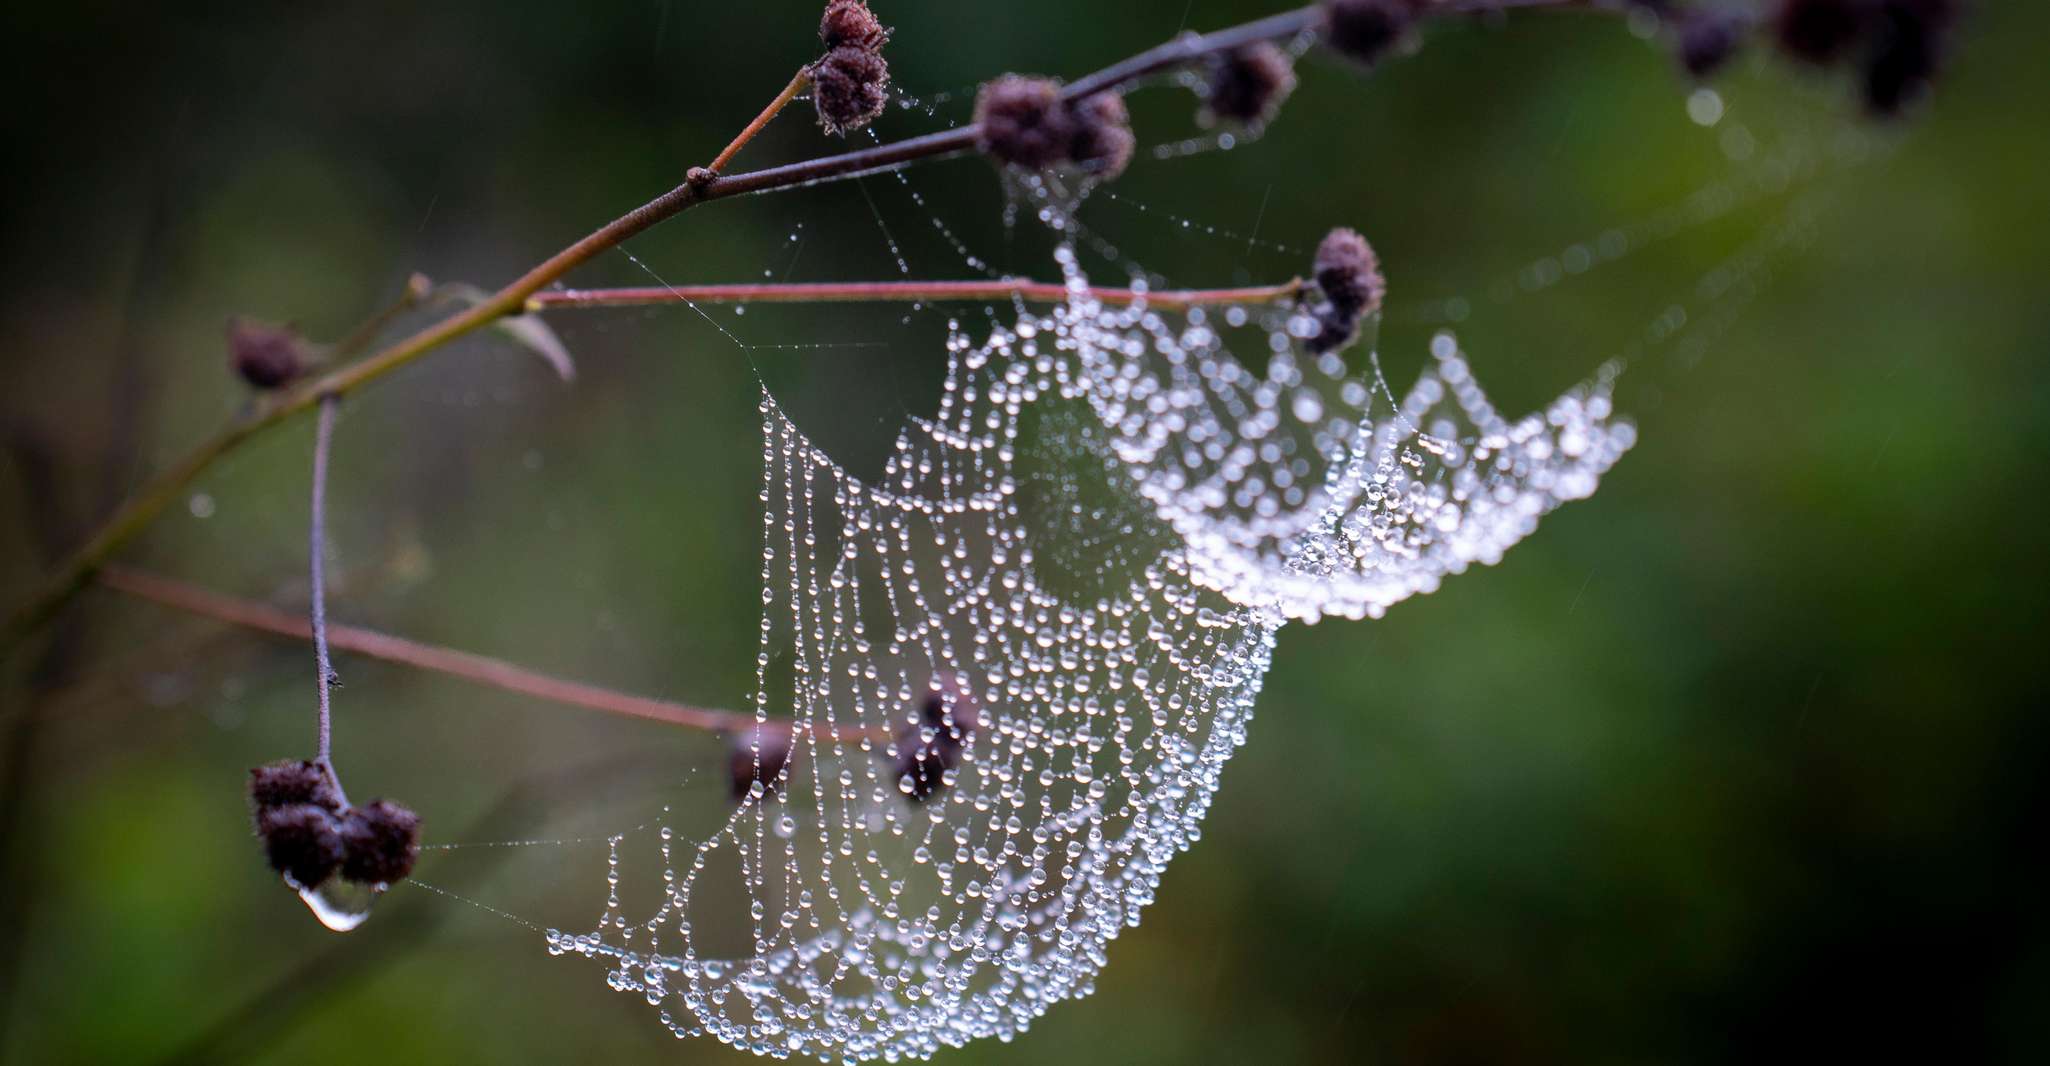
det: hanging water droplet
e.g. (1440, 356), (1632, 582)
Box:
(294, 875), (380, 932)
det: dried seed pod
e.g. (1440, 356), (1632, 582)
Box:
(812, 44), (891, 135)
(729, 726), (795, 804)
(820, 0), (888, 51)
(1321, 0), (1426, 69)
(227, 317), (309, 390)
(974, 75), (1075, 170)
(1772, 0), (1871, 65)
(338, 799), (422, 886)
(1862, 0), (1957, 115)
(1314, 228), (1384, 321)
(257, 803), (344, 888)
(1675, 10), (1750, 80)
(248, 759), (343, 814)
(893, 684), (979, 804)
(1068, 91), (1135, 179)
(1205, 42), (1297, 125)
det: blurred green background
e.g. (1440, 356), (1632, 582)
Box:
(3, 1), (2045, 1063)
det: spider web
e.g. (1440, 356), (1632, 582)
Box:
(392, 65), (1871, 1062)
(536, 168), (1639, 1056)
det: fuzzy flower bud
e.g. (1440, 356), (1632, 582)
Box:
(812, 44), (891, 136)
(227, 317), (309, 390)
(1772, 0), (1871, 65)
(1068, 91), (1135, 179)
(893, 683), (979, 804)
(729, 726), (795, 804)
(257, 803), (344, 888)
(820, 0), (888, 51)
(1306, 228), (1384, 355)
(1862, 0), (1958, 116)
(338, 799), (422, 886)
(1675, 10), (1751, 80)
(1205, 42), (1297, 126)
(974, 77), (1136, 181)
(975, 75), (1075, 170)
(249, 759), (343, 814)
(1314, 228), (1384, 320)
(1321, 0), (1426, 69)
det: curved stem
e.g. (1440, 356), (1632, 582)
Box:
(96, 567), (864, 739)
(2, 0), (1608, 655)
(310, 396), (339, 768)
(526, 278), (1304, 312)
(709, 68), (813, 175)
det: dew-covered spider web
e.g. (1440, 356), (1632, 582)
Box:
(525, 158), (1641, 1054)
(378, 66), (1875, 1064)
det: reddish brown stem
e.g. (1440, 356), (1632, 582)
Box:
(96, 567), (865, 741)
(526, 278), (1304, 312)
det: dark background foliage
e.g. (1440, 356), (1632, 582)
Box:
(2, 1), (2045, 1063)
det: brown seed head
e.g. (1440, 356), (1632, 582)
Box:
(338, 799), (422, 886)
(249, 759), (343, 815)
(1205, 42), (1297, 125)
(1772, 0), (1872, 65)
(1068, 91), (1135, 179)
(974, 75), (1075, 170)
(820, 0), (889, 50)
(1315, 228), (1384, 320)
(1321, 0), (1426, 68)
(729, 726), (795, 804)
(227, 318), (309, 390)
(894, 683), (979, 804)
(812, 45), (891, 135)
(257, 803), (344, 888)
(1675, 10), (1751, 80)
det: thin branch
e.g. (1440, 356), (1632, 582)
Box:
(310, 395), (339, 769)
(526, 277), (1305, 313)
(709, 67), (813, 175)
(95, 566), (861, 740)
(324, 273), (434, 365)
(4, 1), (1609, 654)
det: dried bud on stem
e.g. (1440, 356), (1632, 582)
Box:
(228, 317), (310, 390)
(729, 726), (795, 804)
(894, 682), (979, 803)
(249, 759), (342, 813)
(1773, 0), (1869, 65)
(812, 45), (891, 135)
(257, 804), (344, 888)
(1069, 91), (1135, 178)
(1675, 10), (1751, 80)
(338, 799), (423, 885)
(1321, 0), (1425, 69)
(1204, 42), (1298, 126)
(1306, 227), (1384, 355)
(820, 0), (888, 50)
(974, 77), (1135, 180)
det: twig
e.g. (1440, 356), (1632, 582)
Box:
(310, 395), (339, 769)
(95, 566), (864, 740)
(3, 1), (1608, 653)
(324, 273), (434, 364)
(708, 68), (813, 175)
(526, 277), (1305, 312)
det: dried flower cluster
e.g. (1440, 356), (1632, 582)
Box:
(973, 76), (1135, 179)
(227, 317), (309, 390)
(248, 759), (421, 890)
(1204, 42), (1298, 126)
(1321, 0), (1426, 69)
(727, 727), (794, 803)
(1655, 0), (1961, 114)
(811, 0), (892, 135)
(1305, 227), (1385, 354)
(893, 683), (979, 803)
